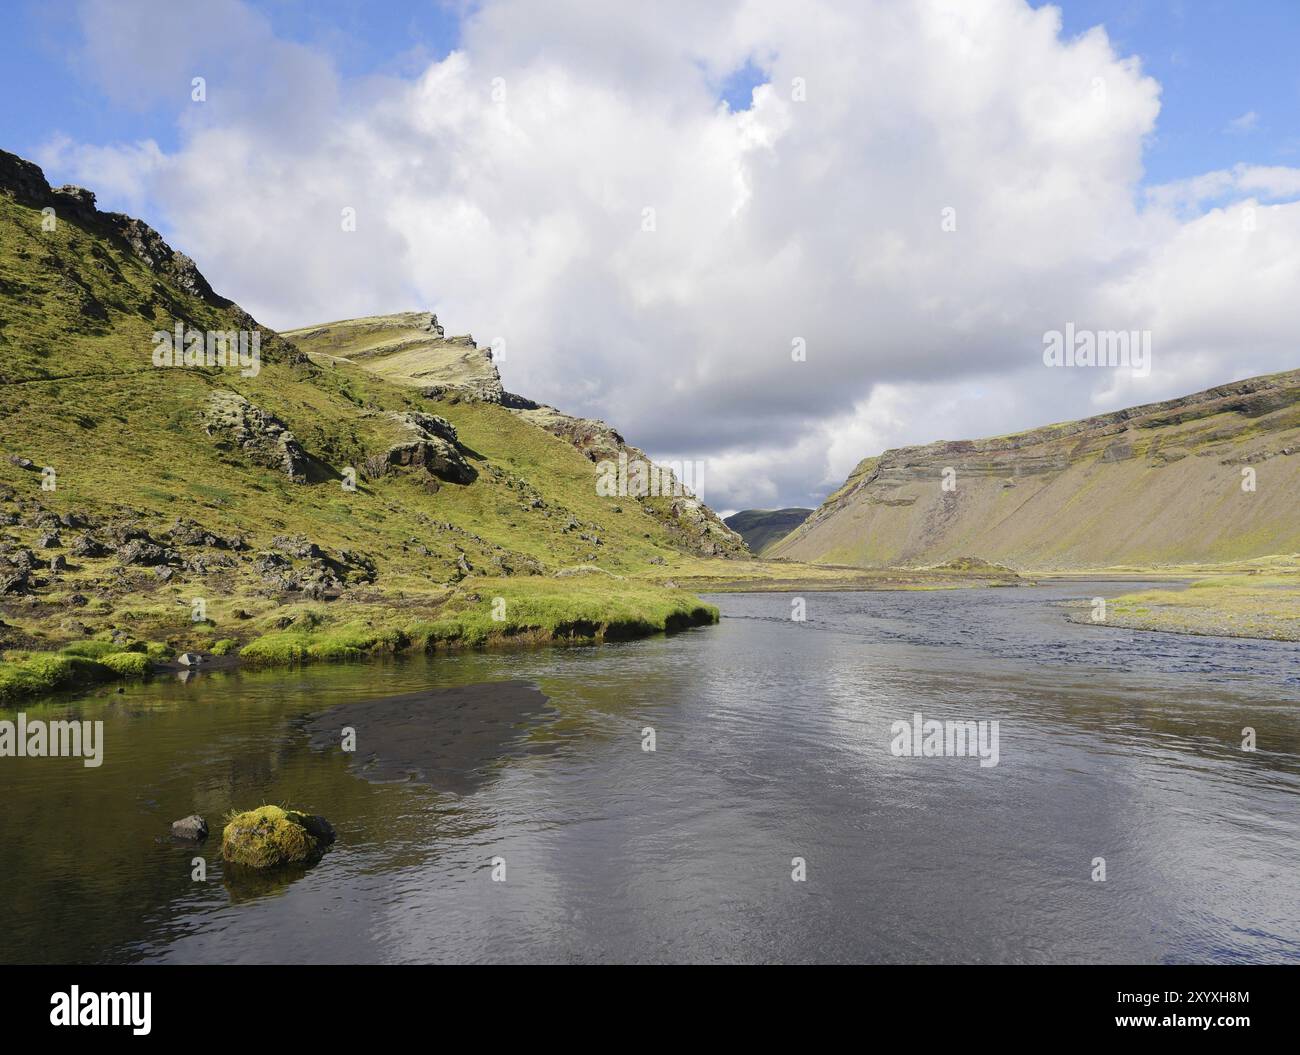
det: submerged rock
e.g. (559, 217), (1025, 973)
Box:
(171, 814), (208, 840)
(221, 805), (335, 870)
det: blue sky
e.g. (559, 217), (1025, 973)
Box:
(3, 0), (465, 159)
(1047, 0), (1300, 185)
(3, 0), (1296, 191)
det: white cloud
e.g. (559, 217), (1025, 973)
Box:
(39, 0), (1300, 510)
(1225, 110), (1259, 134)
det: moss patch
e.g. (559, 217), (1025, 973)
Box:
(0, 649), (151, 704)
(220, 805), (332, 870)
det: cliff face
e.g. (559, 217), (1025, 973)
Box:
(771, 371), (1300, 569)
(283, 312), (504, 401)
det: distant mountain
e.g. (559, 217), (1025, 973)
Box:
(723, 508), (813, 555)
(770, 371), (1300, 569)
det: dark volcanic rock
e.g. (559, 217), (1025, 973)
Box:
(71, 534), (110, 558)
(384, 411), (475, 484)
(117, 539), (168, 566)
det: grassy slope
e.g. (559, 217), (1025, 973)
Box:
(0, 184), (719, 699)
(772, 379), (1300, 570)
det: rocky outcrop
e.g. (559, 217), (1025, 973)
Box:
(252, 535), (376, 598)
(512, 404), (627, 462)
(773, 368), (1300, 569)
(282, 308), (746, 558)
(285, 312), (505, 401)
(383, 410), (475, 484)
(510, 405), (746, 558)
(204, 390), (310, 482)
(1, 149), (227, 308)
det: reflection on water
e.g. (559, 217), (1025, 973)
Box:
(303, 681), (556, 794)
(0, 581), (1296, 964)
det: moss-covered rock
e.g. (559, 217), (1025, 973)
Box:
(220, 805), (335, 870)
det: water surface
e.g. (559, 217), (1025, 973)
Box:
(1, 581), (1296, 964)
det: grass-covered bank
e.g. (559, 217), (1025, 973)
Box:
(238, 576), (718, 666)
(1082, 574), (1300, 641)
(0, 642), (156, 704)
(1062, 556), (1300, 641)
(0, 576), (718, 703)
(644, 554), (1024, 592)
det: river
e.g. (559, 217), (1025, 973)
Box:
(1, 581), (1296, 963)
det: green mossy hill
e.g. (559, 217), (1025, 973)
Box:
(0, 149), (734, 677)
(284, 312), (747, 560)
(773, 374), (1300, 570)
(221, 805), (336, 870)
(722, 508), (813, 555)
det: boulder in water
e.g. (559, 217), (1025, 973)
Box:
(171, 814), (208, 840)
(220, 805), (335, 869)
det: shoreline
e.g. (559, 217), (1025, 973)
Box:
(6, 561), (1296, 708)
(0, 576), (722, 706)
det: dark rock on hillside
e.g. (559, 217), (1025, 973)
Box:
(0, 569), (30, 595)
(385, 411), (475, 484)
(168, 518), (240, 550)
(117, 539), (169, 566)
(70, 534), (110, 558)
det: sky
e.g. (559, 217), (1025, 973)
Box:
(2, 0), (1298, 514)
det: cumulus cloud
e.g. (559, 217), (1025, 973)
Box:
(37, 0), (1300, 510)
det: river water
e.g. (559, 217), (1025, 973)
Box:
(1, 582), (1297, 964)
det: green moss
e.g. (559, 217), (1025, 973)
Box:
(237, 578), (717, 667)
(99, 651), (151, 676)
(220, 805), (329, 870)
(59, 640), (124, 659)
(210, 638), (238, 656)
(0, 652), (123, 703)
